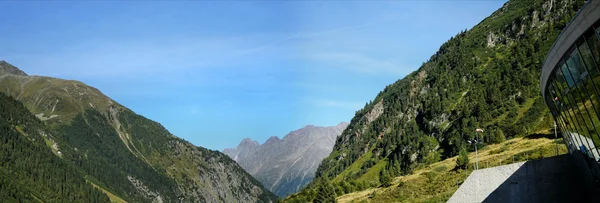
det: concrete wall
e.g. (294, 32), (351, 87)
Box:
(448, 155), (593, 203)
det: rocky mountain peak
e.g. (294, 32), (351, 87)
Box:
(264, 136), (281, 146)
(0, 60), (28, 76)
(223, 123), (348, 197)
(241, 138), (260, 147)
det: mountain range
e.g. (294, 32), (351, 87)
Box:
(1, 0), (585, 202)
(224, 122), (348, 197)
(0, 60), (277, 202)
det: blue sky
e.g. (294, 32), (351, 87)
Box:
(0, 1), (506, 151)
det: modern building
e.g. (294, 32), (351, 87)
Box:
(541, 0), (600, 189)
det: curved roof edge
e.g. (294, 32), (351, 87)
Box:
(540, 0), (600, 99)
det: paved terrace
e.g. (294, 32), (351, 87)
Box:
(448, 154), (593, 203)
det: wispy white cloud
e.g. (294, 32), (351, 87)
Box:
(239, 33), (300, 56)
(11, 18), (391, 82)
(309, 98), (363, 109)
(306, 52), (409, 75)
(302, 21), (380, 38)
(238, 21), (381, 56)
(12, 36), (253, 79)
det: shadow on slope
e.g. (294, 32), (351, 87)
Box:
(482, 154), (593, 203)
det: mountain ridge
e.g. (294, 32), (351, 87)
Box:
(0, 61), (278, 202)
(0, 60), (28, 76)
(224, 122), (349, 197)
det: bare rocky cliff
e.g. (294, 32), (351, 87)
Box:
(223, 122), (349, 197)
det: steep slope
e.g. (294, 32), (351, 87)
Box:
(0, 92), (110, 202)
(224, 122), (349, 197)
(285, 0), (585, 202)
(0, 61), (277, 203)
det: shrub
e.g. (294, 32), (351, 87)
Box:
(314, 178), (337, 203)
(433, 165), (448, 173)
(379, 170), (392, 187)
(369, 190), (377, 199)
(456, 148), (469, 169)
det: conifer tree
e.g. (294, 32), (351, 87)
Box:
(314, 178), (337, 203)
(456, 148), (470, 169)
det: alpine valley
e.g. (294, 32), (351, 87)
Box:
(0, 0), (589, 202)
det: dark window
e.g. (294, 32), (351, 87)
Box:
(579, 38), (599, 74)
(586, 29), (600, 68)
(565, 48), (587, 85)
(562, 61), (577, 88)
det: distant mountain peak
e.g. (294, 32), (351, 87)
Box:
(264, 136), (281, 145)
(0, 60), (28, 76)
(240, 138), (260, 147)
(223, 122), (348, 197)
(241, 137), (256, 143)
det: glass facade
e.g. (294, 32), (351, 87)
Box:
(544, 19), (600, 187)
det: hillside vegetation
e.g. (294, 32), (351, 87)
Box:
(0, 92), (110, 202)
(285, 0), (585, 202)
(336, 135), (567, 203)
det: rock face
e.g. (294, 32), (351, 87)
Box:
(223, 122), (349, 197)
(0, 61), (277, 203)
(224, 138), (261, 162)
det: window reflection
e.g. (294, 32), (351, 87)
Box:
(562, 62), (577, 87)
(581, 77), (600, 152)
(544, 22), (600, 186)
(586, 30), (600, 68)
(579, 39), (599, 74)
(569, 48), (588, 79)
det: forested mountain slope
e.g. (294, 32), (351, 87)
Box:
(0, 92), (110, 202)
(0, 61), (277, 203)
(223, 122), (348, 197)
(286, 0), (585, 202)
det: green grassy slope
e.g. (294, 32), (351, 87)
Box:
(336, 135), (567, 203)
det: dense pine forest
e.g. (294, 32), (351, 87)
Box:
(0, 92), (110, 202)
(285, 0), (586, 202)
